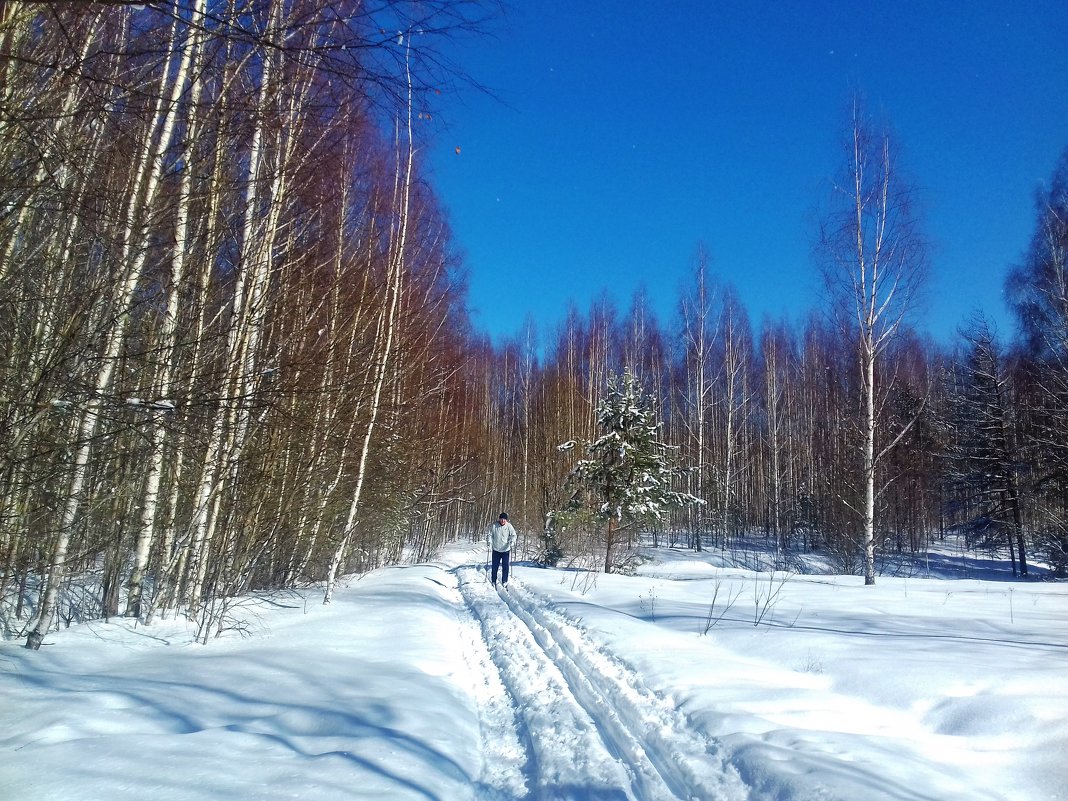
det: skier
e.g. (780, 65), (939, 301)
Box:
(487, 512), (518, 587)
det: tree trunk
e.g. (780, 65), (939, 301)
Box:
(324, 41), (416, 604)
(862, 346), (877, 585)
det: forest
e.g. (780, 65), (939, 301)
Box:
(1, 1), (1066, 649)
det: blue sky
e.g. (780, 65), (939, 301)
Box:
(426, 1), (1068, 346)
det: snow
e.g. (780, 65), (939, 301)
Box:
(2, 541), (1066, 801)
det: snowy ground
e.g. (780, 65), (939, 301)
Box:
(2, 541), (1066, 801)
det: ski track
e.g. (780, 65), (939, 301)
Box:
(451, 568), (529, 801)
(456, 566), (747, 801)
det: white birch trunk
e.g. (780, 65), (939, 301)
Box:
(127, 0), (208, 619)
(185, 1), (281, 621)
(861, 344), (877, 585)
(324, 43), (417, 603)
(680, 250), (719, 551)
(26, 12), (200, 647)
(187, 0), (321, 622)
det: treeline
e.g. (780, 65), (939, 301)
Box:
(485, 148), (1068, 581)
(0, 0), (491, 646)
(2, 3), (1066, 647)
(483, 273), (1066, 579)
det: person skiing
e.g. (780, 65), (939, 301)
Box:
(487, 512), (518, 587)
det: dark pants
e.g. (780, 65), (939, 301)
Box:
(491, 549), (511, 585)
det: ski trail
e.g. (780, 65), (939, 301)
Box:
(452, 568), (529, 801)
(457, 566), (747, 801)
(499, 579), (748, 801)
(459, 566), (634, 800)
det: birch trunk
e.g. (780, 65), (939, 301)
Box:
(26, 11), (200, 648)
(817, 100), (928, 587)
(678, 248), (719, 550)
(127, 0), (208, 619)
(861, 344), (877, 585)
(283, 171), (374, 584)
(185, 0), (287, 622)
(324, 42), (417, 604)
(147, 26), (243, 624)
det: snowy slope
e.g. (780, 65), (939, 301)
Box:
(2, 542), (1065, 801)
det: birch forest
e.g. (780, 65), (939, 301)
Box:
(2, 2), (1067, 649)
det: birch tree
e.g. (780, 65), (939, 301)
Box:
(759, 319), (795, 557)
(323, 37), (419, 605)
(677, 245), (719, 550)
(26, 4), (207, 648)
(713, 288), (755, 547)
(815, 99), (929, 585)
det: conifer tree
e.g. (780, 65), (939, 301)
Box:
(945, 317), (1028, 575)
(554, 369), (703, 572)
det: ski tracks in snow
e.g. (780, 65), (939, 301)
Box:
(452, 570), (529, 801)
(456, 566), (747, 801)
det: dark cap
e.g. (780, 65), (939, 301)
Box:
(498, 512), (508, 520)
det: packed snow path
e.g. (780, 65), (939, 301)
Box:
(455, 565), (746, 801)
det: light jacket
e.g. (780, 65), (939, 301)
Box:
(488, 520), (517, 552)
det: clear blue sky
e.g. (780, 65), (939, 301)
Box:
(426, 1), (1068, 346)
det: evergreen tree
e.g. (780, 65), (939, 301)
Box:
(944, 317), (1028, 575)
(553, 369), (703, 572)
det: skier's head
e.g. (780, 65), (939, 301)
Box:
(498, 512), (508, 522)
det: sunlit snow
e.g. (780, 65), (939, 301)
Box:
(2, 540), (1065, 801)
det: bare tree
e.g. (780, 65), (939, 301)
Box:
(677, 245), (719, 550)
(712, 287), (755, 547)
(323, 36), (418, 605)
(815, 98), (929, 585)
(759, 318), (795, 558)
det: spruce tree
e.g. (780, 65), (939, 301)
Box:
(553, 369), (703, 572)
